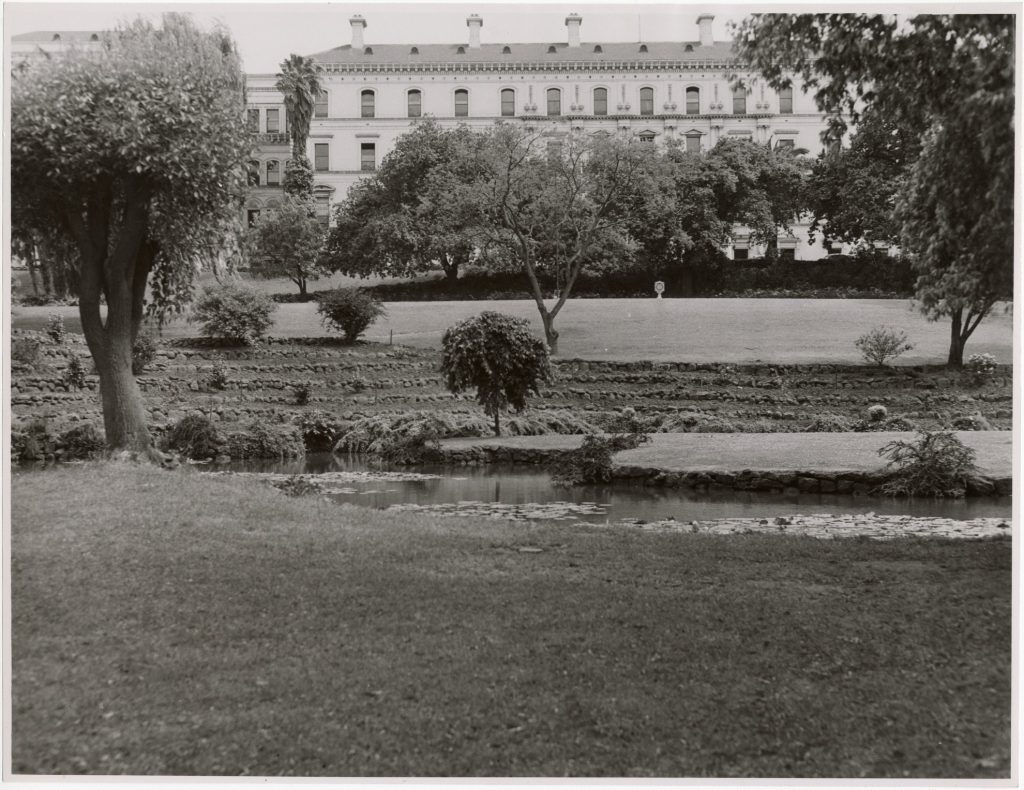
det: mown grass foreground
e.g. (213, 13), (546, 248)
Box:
(11, 464), (1010, 778)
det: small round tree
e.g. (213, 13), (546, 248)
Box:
(441, 311), (551, 436)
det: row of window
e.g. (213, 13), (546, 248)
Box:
(247, 108), (286, 134)
(337, 85), (794, 119)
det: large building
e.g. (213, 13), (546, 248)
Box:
(245, 12), (836, 260)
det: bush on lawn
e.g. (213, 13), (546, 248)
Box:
(855, 326), (914, 366)
(192, 284), (276, 346)
(56, 423), (105, 460)
(46, 314), (67, 344)
(62, 355), (87, 390)
(223, 422), (304, 460)
(950, 413), (992, 431)
(867, 404), (888, 423)
(161, 415), (221, 460)
(317, 288), (385, 343)
(964, 353), (998, 386)
(550, 432), (649, 485)
(875, 430), (978, 498)
(11, 419), (55, 462)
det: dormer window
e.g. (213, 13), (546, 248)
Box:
(684, 44), (694, 52)
(90, 34), (99, 41)
(363, 46), (373, 55)
(639, 44), (648, 53)
(547, 45), (557, 53)
(52, 33), (61, 41)
(502, 46), (511, 54)
(410, 46), (419, 55)
(593, 45), (603, 53)
(457, 46), (466, 54)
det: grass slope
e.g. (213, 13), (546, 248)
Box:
(11, 464), (1011, 778)
(12, 297), (1014, 364)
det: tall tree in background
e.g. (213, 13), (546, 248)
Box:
(805, 109), (918, 248)
(321, 120), (484, 283)
(275, 53), (321, 161)
(11, 14), (251, 455)
(734, 13), (1014, 366)
(275, 54), (321, 200)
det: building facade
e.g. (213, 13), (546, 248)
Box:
(245, 12), (837, 260)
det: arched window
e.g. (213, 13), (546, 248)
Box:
(266, 160), (280, 185)
(456, 46), (466, 54)
(314, 90), (328, 118)
(593, 87), (608, 116)
(500, 88), (515, 117)
(685, 87), (699, 115)
(732, 86), (747, 115)
(454, 88), (469, 117)
(547, 45), (557, 53)
(361, 89), (375, 118)
(640, 87), (654, 116)
(593, 45), (603, 53)
(684, 44), (693, 52)
(408, 89), (422, 118)
(639, 44), (648, 53)
(363, 46), (373, 55)
(410, 46), (419, 55)
(502, 46), (511, 54)
(546, 88), (561, 116)
(52, 33), (61, 41)
(90, 34), (99, 41)
(247, 160), (261, 186)
(778, 86), (793, 114)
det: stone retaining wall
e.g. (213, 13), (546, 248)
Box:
(434, 444), (1012, 497)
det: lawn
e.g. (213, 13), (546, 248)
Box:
(12, 297), (1013, 364)
(10, 463), (1011, 777)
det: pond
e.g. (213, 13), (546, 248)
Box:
(198, 453), (1011, 524)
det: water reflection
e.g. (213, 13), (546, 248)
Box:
(206, 453), (1012, 523)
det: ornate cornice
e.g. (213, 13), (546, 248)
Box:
(316, 58), (746, 75)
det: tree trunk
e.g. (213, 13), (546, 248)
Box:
(493, 410), (501, 437)
(442, 259), (460, 283)
(298, 277), (307, 297)
(26, 247), (41, 296)
(92, 335), (154, 452)
(947, 308), (966, 369)
(39, 251), (54, 296)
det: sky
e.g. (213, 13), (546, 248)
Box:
(5, 2), (752, 73)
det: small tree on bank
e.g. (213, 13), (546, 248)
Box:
(441, 312), (551, 436)
(11, 15), (251, 456)
(248, 197), (325, 295)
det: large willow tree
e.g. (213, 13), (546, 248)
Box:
(11, 14), (252, 456)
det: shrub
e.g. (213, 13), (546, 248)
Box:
(296, 410), (342, 452)
(317, 288), (386, 343)
(854, 414), (918, 432)
(132, 332), (159, 375)
(875, 430), (978, 498)
(964, 353), (998, 385)
(192, 284), (276, 346)
(11, 419), (54, 462)
(200, 364), (228, 392)
(223, 422), (304, 459)
(12, 338), (41, 367)
(63, 355), (87, 390)
(293, 384), (311, 406)
(349, 377), (369, 393)
(855, 326), (913, 366)
(867, 404), (888, 423)
(46, 314), (66, 344)
(441, 311), (552, 436)
(950, 413), (992, 431)
(550, 433), (649, 485)
(803, 414), (853, 432)
(56, 423), (105, 460)
(161, 415), (221, 460)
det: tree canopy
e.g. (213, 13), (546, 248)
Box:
(248, 197), (326, 295)
(733, 13), (1014, 365)
(11, 13), (252, 452)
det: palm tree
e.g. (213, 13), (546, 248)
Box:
(275, 54), (322, 160)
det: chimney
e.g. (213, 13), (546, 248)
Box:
(565, 13), (582, 48)
(350, 15), (367, 49)
(466, 14), (483, 48)
(697, 13), (714, 47)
